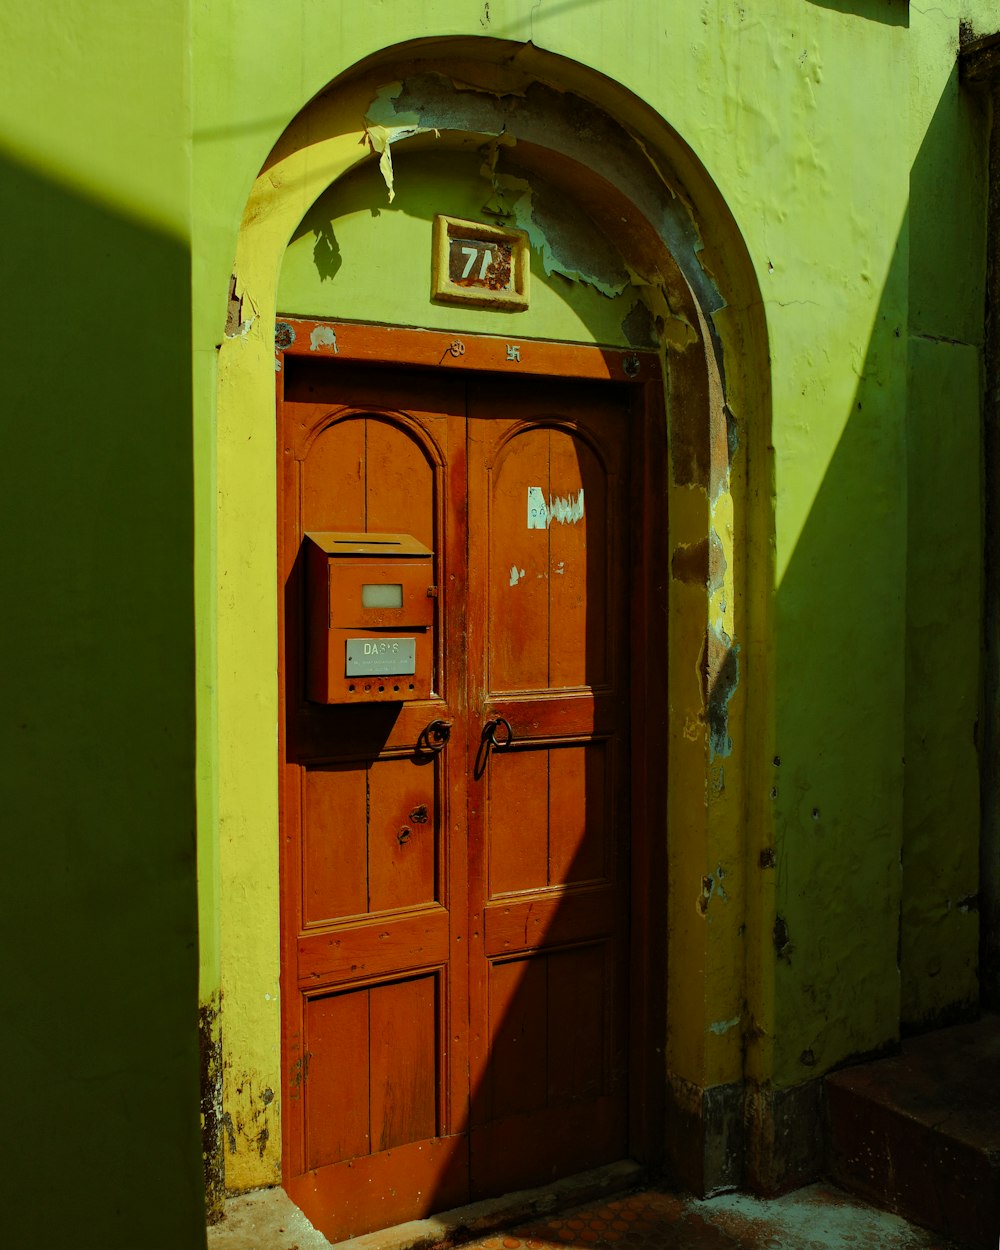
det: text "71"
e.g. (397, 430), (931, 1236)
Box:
(460, 245), (494, 279)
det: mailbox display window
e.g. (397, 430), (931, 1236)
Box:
(304, 531), (434, 703)
(361, 583), (403, 610)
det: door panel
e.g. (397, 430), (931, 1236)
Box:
(466, 378), (630, 1200)
(280, 360), (633, 1241)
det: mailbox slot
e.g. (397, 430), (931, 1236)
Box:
(305, 531), (435, 703)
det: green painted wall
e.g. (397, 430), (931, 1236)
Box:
(3, 0), (995, 1229)
(901, 11), (987, 1028)
(278, 149), (652, 345)
(0, 2), (205, 1246)
(193, 0), (993, 1190)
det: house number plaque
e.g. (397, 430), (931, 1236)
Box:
(432, 214), (530, 311)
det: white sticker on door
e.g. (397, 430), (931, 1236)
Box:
(528, 486), (585, 528)
(527, 486), (547, 529)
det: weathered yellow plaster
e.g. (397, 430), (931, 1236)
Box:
(212, 42), (764, 1189)
(199, 0), (994, 1190)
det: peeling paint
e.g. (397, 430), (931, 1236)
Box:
(505, 178), (632, 298)
(360, 72), (726, 322)
(225, 1070), (280, 1176)
(526, 486), (584, 528)
(703, 626), (740, 760)
(774, 916), (793, 963)
(224, 273), (256, 338)
(709, 1016), (741, 1035)
(509, 565), (525, 586)
(363, 81), (425, 203)
(672, 538), (709, 585)
(547, 488), (585, 526)
(199, 993), (224, 1223)
(309, 325), (338, 353)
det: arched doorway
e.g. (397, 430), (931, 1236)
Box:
(213, 38), (768, 1238)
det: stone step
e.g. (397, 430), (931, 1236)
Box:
(826, 1014), (1000, 1249)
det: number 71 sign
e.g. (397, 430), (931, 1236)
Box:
(456, 242), (502, 282)
(432, 215), (530, 311)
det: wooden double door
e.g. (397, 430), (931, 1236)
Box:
(279, 350), (637, 1243)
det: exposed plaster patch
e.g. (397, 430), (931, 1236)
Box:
(503, 177), (632, 298)
(773, 915), (793, 963)
(621, 298), (657, 347)
(708, 530), (728, 591)
(363, 72), (725, 325)
(702, 625), (739, 760)
(224, 273), (256, 339)
(671, 531), (728, 589)
(671, 537), (709, 585)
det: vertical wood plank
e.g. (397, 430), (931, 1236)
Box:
(365, 416), (435, 550)
(488, 747), (549, 897)
(548, 429), (608, 689)
(487, 956), (548, 1120)
(368, 757), (437, 913)
(305, 989), (371, 1170)
(302, 416), (366, 531)
(370, 976), (438, 1151)
(548, 743), (608, 886)
(303, 765), (369, 924)
(546, 945), (607, 1105)
(488, 427), (550, 692)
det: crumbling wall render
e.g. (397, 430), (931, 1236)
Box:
(361, 73), (722, 336)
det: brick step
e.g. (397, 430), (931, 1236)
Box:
(826, 1014), (1000, 1249)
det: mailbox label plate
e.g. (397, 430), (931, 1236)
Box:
(345, 638), (417, 676)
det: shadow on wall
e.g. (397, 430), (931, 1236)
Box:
(803, 0), (909, 26)
(0, 150), (205, 1248)
(902, 59), (986, 1027)
(764, 59), (985, 1103)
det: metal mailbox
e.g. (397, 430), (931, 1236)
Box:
(304, 531), (435, 703)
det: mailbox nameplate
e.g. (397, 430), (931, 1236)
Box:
(346, 638), (417, 677)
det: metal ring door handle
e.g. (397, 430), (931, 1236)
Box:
(484, 717), (514, 749)
(418, 719), (452, 754)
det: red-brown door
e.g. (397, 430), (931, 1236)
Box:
(279, 355), (633, 1243)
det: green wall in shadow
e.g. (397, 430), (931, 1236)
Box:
(0, 149), (204, 1247)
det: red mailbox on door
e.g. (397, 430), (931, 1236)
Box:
(304, 531), (435, 703)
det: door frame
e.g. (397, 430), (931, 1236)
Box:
(274, 317), (670, 1199)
